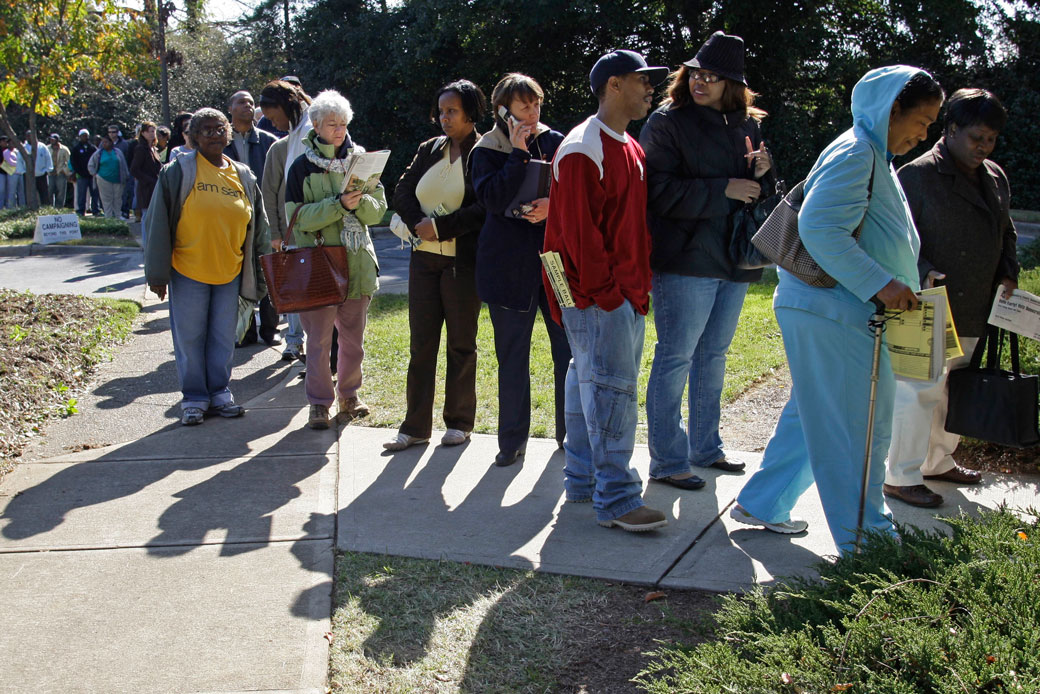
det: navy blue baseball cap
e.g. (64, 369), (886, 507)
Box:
(589, 50), (669, 94)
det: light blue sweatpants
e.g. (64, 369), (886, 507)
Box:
(736, 305), (897, 554)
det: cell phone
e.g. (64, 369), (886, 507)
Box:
(497, 105), (520, 129)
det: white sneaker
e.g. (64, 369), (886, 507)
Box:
(729, 504), (808, 534)
(440, 429), (470, 446)
(383, 432), (428, 451)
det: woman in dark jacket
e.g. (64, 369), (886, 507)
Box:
(130, 121), (162, 244)
(383, 79), (488, 451)
(470, 73), (571, 467)
(639, 32), (772, 489)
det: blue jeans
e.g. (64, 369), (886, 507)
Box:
(284, 312), (304, 348)
(8, 173), (24, 207)
(76, 176), (99, 215)
(169, 269), (240, 412)
(560, 300), (645, 522)
(646, 273), (748, 477)
(0, 174), (7, 210)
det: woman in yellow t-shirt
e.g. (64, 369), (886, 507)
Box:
(144, 108), (271, 426)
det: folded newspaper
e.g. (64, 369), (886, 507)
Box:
(885, 286), (962, 381)
(539, 251), (575, 308)
(340, 150), (390, 194)
(988, 287), (1040, 341)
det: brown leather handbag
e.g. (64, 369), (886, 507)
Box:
(260, 205), (350, 313)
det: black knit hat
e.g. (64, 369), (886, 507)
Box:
(683, 31), (746, 85)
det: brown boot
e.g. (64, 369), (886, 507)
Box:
(883, 483), (943, 508)
(598, 506), (668, 532)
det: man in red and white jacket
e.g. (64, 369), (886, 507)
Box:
(542, 50), (669, 533)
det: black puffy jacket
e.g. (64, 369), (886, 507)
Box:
(639, 102), (765, 282)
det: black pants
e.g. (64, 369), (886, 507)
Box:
(488, 287), (571, 451)
(242, 295), (280, 343)
(34, 175), (48, 205)
(400, 251), (482, 438)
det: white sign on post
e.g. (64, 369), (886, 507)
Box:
(33, 214), (82, 245)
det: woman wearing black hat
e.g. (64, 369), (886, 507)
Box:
(639, 31), (772, 490)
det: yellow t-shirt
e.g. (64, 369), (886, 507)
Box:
(172, 155), (251, 285)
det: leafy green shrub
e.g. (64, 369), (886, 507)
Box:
(1019, 238), (1040, 272)
(637, 509), (1040, 694)
(0, 206), (129, 240)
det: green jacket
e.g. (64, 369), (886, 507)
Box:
(285, 130), (386, 298)
(144, 151), (270, 301)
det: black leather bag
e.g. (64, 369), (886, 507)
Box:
(728, 178), (786, 270)
(945, 326), (1040, 448)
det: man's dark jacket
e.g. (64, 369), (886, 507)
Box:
(223, 126), (277, 186)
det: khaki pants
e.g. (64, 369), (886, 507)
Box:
(96, 177), (123, 219)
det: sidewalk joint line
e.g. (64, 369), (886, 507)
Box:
(654, 499), (737, 586)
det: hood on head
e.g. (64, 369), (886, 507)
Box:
(851, 65), (927, 152)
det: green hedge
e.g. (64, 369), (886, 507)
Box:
(637, 509), (1040, 693)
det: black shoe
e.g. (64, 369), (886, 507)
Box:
(494, 448), (525, 467)
(651, 474), (706, 490)
(262, 334), (283, 347)
(709, 458), (746, 473)
(236, 334), (258, 348)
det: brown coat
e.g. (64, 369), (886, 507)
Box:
(897, 139), (1019, 336)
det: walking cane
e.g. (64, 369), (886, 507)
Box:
(855, 297), (888, 554)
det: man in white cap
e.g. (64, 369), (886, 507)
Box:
(542, 49), (670, 533)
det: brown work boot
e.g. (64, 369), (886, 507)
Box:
(338, 396), (369, 421)
(924, 463), (982, 485)
(307, 404), (330, 430)
(598, 506), (668, 532)
(883, 483), (943, 508)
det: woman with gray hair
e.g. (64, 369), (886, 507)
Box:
(145, 107), (271, 426)
(285, 89), (388, 430)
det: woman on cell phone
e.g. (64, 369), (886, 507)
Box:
(469, 73), (571, 468)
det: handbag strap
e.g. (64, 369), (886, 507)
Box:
(1009, 328), (1022, 374)
(969, 324), (996, 369)
(279, 204), (305, 251)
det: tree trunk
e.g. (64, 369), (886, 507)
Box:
(25, 113), (39, 210)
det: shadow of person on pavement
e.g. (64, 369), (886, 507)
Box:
(145, 427), (335, 556)
(0, 405), (314, 542)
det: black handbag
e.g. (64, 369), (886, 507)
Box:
(945, 326), (1040, 448)
(728, 177), (786, 270)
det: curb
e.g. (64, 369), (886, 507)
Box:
(0, 243), (141, 258)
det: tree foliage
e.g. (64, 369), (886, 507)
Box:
(273, 0), (1040, 207)
(0, 0), (151, 207)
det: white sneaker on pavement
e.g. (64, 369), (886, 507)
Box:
(729, 504), (808, 534)
(440, 429), (470, 446)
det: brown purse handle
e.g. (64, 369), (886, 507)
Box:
(279, 204), (326, 250)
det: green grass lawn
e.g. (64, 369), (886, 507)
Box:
(362, 269), (785, 442)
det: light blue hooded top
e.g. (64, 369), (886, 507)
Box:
(776, 65), (926, 326)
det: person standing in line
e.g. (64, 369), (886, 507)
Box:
(883, 88), (1017, 508)
(285, 89), (387, 431)
(470, 73), (572, 467)
(383, 79), (487, 451)
(145, 108), (270, 426)
(88, 135), (129, 219)
(259, 79), (313, 362)
(10, 137), (26, 207)
(165, 113), (192, 163)
(732, 67), (944, 554)
(106, 124), (131, 218)
(70, 129), (99, 216)
(542, 49), (671, 532)
(640, 31), (773, 492)
(0, 135), (11, 210)
(20, 132), (53, 205)
(46, 133), (72, 208)
(130, 121), (162, 242)
(156, 126), (171, 164)
(224, 89), (281, 348)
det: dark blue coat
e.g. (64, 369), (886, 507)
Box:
(223, 127), (278, 186)
(470, 125), (563, 310)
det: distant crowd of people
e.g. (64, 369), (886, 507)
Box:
(50, 30), (1015, 552)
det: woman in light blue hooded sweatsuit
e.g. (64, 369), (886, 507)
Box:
(734, 66), (944, 554)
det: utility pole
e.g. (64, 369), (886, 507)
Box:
(159, 1), (171, 124)
(283, 0), (292, 63)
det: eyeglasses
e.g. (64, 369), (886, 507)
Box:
(690, 70), (721, 84)
(199, 126), (228, 138)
